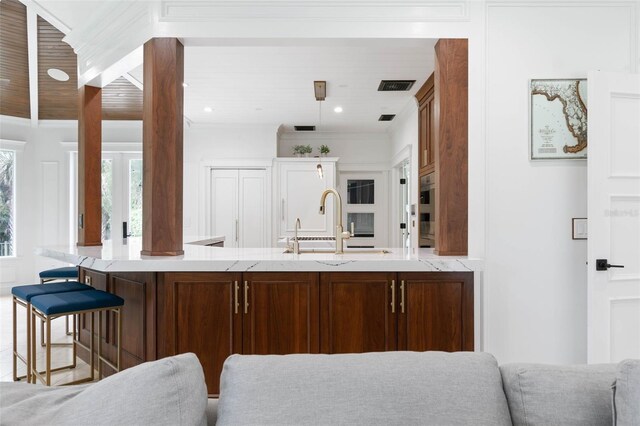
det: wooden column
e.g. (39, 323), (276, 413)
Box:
(141, 38), (184, 256)
(77, 85), (102, 246)
(434, 39), (468, 256)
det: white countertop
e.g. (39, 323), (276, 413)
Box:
(36, 237), (482, 273)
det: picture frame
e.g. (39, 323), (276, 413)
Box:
(529, 78), (588, 160)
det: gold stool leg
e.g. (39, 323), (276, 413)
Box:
(98, 311), (103, 380)
(45, 317), (51, 386)
(117, 308), (122, 372)
(30, 306), (36, 384)
(12, 297), (17, 381)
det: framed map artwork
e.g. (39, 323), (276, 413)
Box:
(529, 78), (587, 160)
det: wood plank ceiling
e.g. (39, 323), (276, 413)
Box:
(0, 0), (30, 118)
(1, 1), (142, 121)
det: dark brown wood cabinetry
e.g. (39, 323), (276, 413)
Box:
(78, 268), (473, 395)
(398, 272), (473, 352)
(243, 272), (319, 355)
(158, 272), (242, 394)
(416, 73), (435, 175)
(320, 272), (397, 353)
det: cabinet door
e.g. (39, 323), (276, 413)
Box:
(211, 169), (239, 247)
(398, 272), (473, 352)
(243, 272), (319, 355)
(320, 272), (397, 353)
(278, 161), (335, 237)
(157, 272), (242, 395)
(238, 169), (267, 248)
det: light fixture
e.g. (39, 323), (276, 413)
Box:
(47, 68), (69, 82)
(317, 163), (324, 179)
(334, 106), (343, 113)
(204, 106), (213, 113)
(314, 81), (326, 101)
(182, 82), (189, 88)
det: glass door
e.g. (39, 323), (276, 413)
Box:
(339, 171), (388, 248)
(70, 152), (142, 243)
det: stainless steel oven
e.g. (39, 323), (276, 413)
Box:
(419, 173), (435, 248)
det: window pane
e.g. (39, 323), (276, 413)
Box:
(0, 150), (15, 256)
(347, 179), (374, 204)
(129, 159), (143, 237)
(101, 159), (113, 241)
(347, 213), (374, 238)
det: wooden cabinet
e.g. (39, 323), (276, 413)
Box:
(416, 73), (435, 175)
(275, 158), (337, 239)
(82, 268), (473, 395)
(157, 272), (242, 395)
(320, 272), (397, 353)
(243, 272), (319, 355)
(398, 272), (473, 352)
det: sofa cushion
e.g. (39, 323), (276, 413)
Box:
(613, 359), (640, 425)
(0, 353), (208, 426)
(217, 351), (511, 426)
(500, 363), (617, 426)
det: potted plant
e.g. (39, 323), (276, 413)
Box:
(292, 145), (305, 157)
(319, 145), (330, 156)
(302, 145), (313, 157)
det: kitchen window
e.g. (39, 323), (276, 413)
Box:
(0, 150), (15, 256)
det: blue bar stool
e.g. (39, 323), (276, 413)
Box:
(11, 282), (92, 382)
(39, 266), (80, 337)
(39, 266), (79, 284)
(30, 289), (124, 386)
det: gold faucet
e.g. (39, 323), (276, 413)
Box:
(293, 218), (301, 254)
(319, 188), (351, 254)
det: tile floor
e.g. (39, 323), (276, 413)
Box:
(0, 295), (94, 385)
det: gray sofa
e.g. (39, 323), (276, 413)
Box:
(1, 352), (638, 426)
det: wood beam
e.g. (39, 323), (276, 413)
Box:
(77, 85), (102, 246)
(434, 39), (468, 256)
(141, 38), (184, 256)
(26, 6), (38, 126)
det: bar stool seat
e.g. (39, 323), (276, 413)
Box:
(30, 289), (124, 386)
(39, 266), (79, 281)
(11, 282), (92, 383)
(31, 290), (124, 315)
(12, 282), (90, 302)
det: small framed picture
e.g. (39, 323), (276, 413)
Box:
(572, 218), (587, 240)
(530, 78), (587, 160)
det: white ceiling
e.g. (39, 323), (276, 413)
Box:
(129, 38), (436, 132)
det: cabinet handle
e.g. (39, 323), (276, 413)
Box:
(281, 199), (285, 221)
(234, 281), (239, 314)
(244, 281), (249, 314)
(400, 280), (405, 314)
(235, 219), (239, 242)
(390, 280), (396, 313)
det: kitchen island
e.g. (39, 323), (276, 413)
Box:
(37, 239), (481, 395)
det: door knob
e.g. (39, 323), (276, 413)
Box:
(596, 259), (624, 271)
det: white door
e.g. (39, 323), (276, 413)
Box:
(278, 161), (335, 237)
(211, 169), (239, 248)
(238, 169), (266, 247)
(211, 169), (267, 248)
(587, 71), (640, 363)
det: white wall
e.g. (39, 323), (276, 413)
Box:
(183, 123), (278, 236)
(277, 131), (391, 166)
(484, 3), (636, 364)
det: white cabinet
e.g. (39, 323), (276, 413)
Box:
(211, 169), (267, 248)
(275, 158), (337, 238)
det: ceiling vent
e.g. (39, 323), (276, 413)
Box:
(294, 125), (316, 131)
(378, 114), (396, 122)
(377, 80), (416, 92)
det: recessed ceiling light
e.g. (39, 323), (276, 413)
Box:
(204, 106), (213, 113)
(334, 106), (343, 113)
(47, 68), (69, 82)
(255, 107), (263, 111)
(182, 82), (189, 88)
